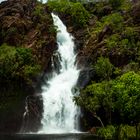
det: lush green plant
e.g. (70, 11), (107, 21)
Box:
(0, 44), (40, 83)
(47, 0), (90, 27)
(105, 34), (120, 48)
(109, 0), (124, 9)
(97, 125), (136, 139)
(75, 71), (140, 127)
(105, 26), (139, 49)
(75, 80), (114, 124)
(101, 13), (124, 31)
(95, 13), (123, 31)
(118, 125), (136, 139)
(93, 13), (124, 39)
(119, 0), (132, 11)
(33, 4), (43, 16)
(97, 125), (116, 139)
(95, 57), (113, 80)
(113, 71), (140, 125)
(70, 2), (90, 27)
(122, 62), (139, 73)
(32, 2), (54, 25)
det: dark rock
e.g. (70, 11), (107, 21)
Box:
(77, 68), (95, 89)
(20, 95), (43, 132)
(131, 1), (140, 24)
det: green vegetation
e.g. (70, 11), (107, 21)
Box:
(109, 0), (124, 9)
(75, 70), (140, 138)
(0, 0), (140, 135)
(74, 1), (140, 136)
(97, 125), (116, 139)
(47, 0), (90, 28)
(118, 125), (137, 140)
(0, 44), (40, 83)
(95, 57), (113, 80)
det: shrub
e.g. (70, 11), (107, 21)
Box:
(95, 57), (113, 80)
(0, 44), (40, 83)
(75, 80), (114, 124)
(109, 0), (124, 9)
(93, 13), (124, 38)
(105, 34), (120, 48)
(47, 0), (90, 27)
(33, 4), (46, 22)
(113, 71), (140, 125)
(97, 125), (116, 139)
(101, 13), (124, 31)
(118, 125), (136, 139)
(75, 71), (140, 127)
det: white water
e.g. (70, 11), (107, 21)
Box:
(39, 13), (80, 133)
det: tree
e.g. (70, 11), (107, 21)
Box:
(75, 71), (140, 135)
(113, 71), (140, 138)
(0, 44), (40, 83)
(75, 80), (114, 126)
(95, 57), (113, 81)
(47, 0), (90, 27)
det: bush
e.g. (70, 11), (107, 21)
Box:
(75, 71), (140, 127)
(97, 125), (116, 139)
(75, 80), (114, 125)
(0, 44), (40, 83)
(47, 0), (90, 27)
(113, 71), (140, 124)
(101, 13), (124, 31)
(95, 57), (113, 80)
(33, 4), (47, 22)
(118, 125), (136, 139)
(93, 13), (124, 38)
(105, 34), (120, 49)
(109, 0), (124, 9)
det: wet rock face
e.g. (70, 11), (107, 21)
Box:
(20, 95), (43, 132)
(77, 68), (95, 89)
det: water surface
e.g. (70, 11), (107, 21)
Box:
(0, 133), (99, 140)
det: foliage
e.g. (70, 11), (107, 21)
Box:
(97, 125), (136, 139)
(33, 4), (47, 22)
(118, 0), (132, 11)
(95, 57), (113, 80)
(97, 125), (116, 139)
(113, 71), (140, 124)
(105, 34), (120, 48)
(118, 125), (136, 139)
(93, 13), (124, 39)
(0, 44), (40, 83)
(75, 71), (140, 127)
(122, 62), (139, 73)
(105, 26), (139, 50)
(33, 4), (43, 16)
(75, 80), (114, 124)
(47, 0), (90, 27)
(101, 13), (124, 31)
(109, 0), (124, 9)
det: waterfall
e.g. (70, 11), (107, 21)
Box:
(39, 13), (80, 133)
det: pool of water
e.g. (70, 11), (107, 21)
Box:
(0, 133), (99, 140)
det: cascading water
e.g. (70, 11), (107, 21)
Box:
(39, 13), (80, 133)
